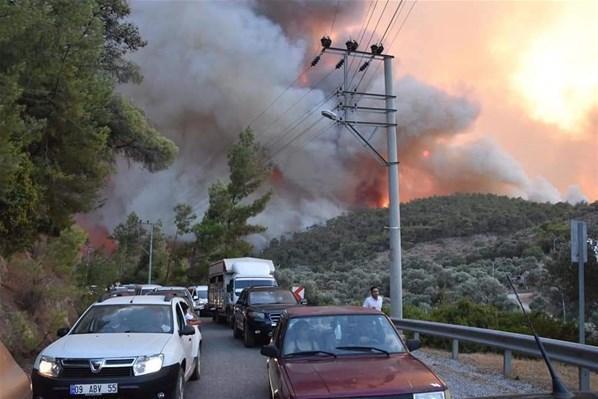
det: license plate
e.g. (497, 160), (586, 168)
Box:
(69, 383), (118, 396)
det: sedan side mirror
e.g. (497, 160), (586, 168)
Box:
(180, 325), (196, 336)
(260, 344), (280, 358)
(406, 339), (421, 351)
(57, 327), (70, 337)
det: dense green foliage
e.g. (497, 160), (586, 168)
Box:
(190, 128), (272, 279)
(0, 0), (177, 255)
(265, 194), (598, 328)
(263, 194), (592, 267)
(0, 0), (178, 363)
(403, 300), (597, 350)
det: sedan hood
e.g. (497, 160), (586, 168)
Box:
(284, 353), (445, 398)
(42, 333), (172, 358)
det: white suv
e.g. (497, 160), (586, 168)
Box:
(32, 295), (201, 399)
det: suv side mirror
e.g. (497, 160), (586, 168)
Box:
(57, 327), (70, 337)
(406, 339), (421, 351)
(180, 325), (196, 336)
(260, 344), (280, 358)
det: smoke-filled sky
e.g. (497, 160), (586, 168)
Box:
(87, 0), (597, 246)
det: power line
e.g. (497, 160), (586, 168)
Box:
(329, 0), (340, 35)
(266, 91), (337, 151)
(353, 0), (409, 92)
(380, 0), (404, 43)
(270, 117), (327, 161)
(260, 68), (337, 146)
(345, 1), (378, 87)
(357, 0), (417, 93)
(364, 0), (390, 50)
(247, 64), (312, 128)
(177, 92), (337, 223)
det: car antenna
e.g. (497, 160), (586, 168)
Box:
(506, 275), (572, 397)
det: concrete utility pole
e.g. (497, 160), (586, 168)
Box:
(321, 45), (403, 319)
(384, 56), (402, 320)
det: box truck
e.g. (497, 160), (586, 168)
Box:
(208, 257), (277, 324)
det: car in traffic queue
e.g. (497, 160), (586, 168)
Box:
(233, 286), (301, 347)
(148, 286), (195, 311)
(32, 295), (201, 399)
(260, 306), (449, 399)
(188, 285), (208, 315)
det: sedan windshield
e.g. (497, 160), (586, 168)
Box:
(72, 305), (173, 334)
(282, 315), (405, 356)
(249, 290), (297, 305)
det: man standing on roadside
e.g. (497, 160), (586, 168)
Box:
(363, 286), (383, 311)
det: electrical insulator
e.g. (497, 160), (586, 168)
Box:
(345, 40), (358, 52)
(320, 36), (332, 49)
(311, 55), (321, 67)
(335, 59), (345, 69)
(370, 44), (384, 55)
(359, 61), (370, 72)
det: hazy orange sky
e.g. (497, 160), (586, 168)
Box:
(383, 0), (597, 200)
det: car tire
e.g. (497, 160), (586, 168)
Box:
(233, 317), (242, 339)
(190, 353), (201, 381)
(243, 321), (255, 347)
(172, 367), (185, 399)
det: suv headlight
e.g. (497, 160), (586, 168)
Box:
(133, 354), (164, 376)
(248, 311), (265, 321)
(38, 356), (61, 378)
(414, 391), (450, 399)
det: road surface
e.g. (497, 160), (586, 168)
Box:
(186, 318), (270, 398)
(186, 319), (540, 399)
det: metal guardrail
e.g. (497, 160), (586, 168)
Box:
(392, 318), (598, 391)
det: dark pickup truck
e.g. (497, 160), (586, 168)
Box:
(232, 286), (301, 347)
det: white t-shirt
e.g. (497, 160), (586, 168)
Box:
(362, 295), (383, 311)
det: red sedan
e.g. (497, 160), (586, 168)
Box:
(261, 306), (449, 399)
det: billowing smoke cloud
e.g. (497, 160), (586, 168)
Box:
(87, 1), (585, 245)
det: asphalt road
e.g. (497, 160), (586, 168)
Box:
(186, 318), (270, 399)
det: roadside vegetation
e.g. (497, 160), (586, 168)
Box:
(264, 194), (598, 344)
(0, 0), (272, 364)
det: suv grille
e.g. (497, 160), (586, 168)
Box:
(269, 312), (281, 325)
(60, 358), (135, 378)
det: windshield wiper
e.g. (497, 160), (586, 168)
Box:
(336, 346), (390, 356)
(284, 350), (337, 358)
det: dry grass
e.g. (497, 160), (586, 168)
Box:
(422, 348), (598, 392)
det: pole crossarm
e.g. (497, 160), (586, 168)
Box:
(325, 46), (394, 60)
(344, 120), (397, 126)
(341, 105), (397, 113)
(342, 90), (396, 99)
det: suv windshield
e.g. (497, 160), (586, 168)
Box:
(282, 315), (405, 356)
(249, 290), (297, 305)
(235, 279), (276, 291)
(72, 305), (173, 334)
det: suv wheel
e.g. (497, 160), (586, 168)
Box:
(233, 316), (242, 339)
(172, 367), (185, 399)
(243, 321), (255, 347)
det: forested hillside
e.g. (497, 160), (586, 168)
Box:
(263, 194), (598, 332)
